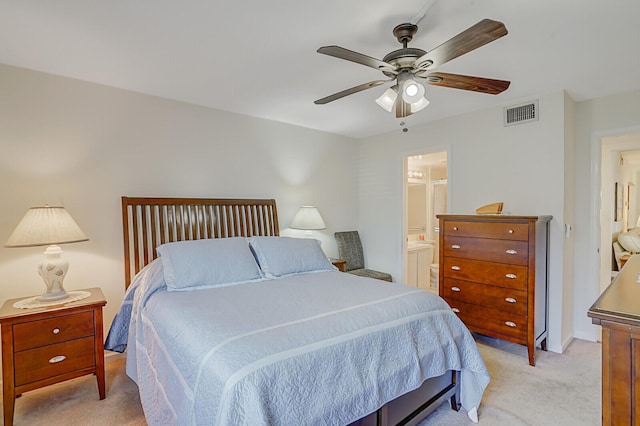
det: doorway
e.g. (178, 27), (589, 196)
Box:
(403, 150), (448, 292)
(598, 135), (640, 294)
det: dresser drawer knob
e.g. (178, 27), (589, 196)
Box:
(452, 226), (458, 231)
(505, 249), (517, 255)
(451, 266), (461, 271)
(52, 328), (60, 335)
(505, 273), (517, 279)
(49, 355), (66, 364)
(505, 297), (517, 303)
(451, 244), (461, 249)
(451, 286), (461, 292)
(508, 229), (514, 234)
(505, 321), (517, 328)
(451, 308), (460, 313)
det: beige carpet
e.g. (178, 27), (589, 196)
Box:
(5, 336), (601, 425)
(420, 335), (601, 425)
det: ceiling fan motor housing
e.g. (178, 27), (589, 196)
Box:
(382, 48), (427, 77)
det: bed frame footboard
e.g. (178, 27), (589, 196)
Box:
(350, 370), (460, 426)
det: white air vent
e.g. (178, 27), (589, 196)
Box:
(503, 100), (539, 127)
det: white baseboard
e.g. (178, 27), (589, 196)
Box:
(561, 336), (574, 352)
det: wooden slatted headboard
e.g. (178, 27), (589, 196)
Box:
(121, 197), (279, 288)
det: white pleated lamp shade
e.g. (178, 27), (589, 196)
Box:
(5, 206), (88, 247)
(290, 206), (326, 230)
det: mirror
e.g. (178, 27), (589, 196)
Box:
(408, 183), (427, 235)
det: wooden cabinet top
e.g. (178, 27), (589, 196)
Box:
(588, 255), (640, 327)
(437, 214), (552, 223)
(0, 287), (106, 322)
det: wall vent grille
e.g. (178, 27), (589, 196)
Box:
(504, 100), (539, 126)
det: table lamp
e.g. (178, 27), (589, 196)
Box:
(290, 206), (326, 237)
(5, 206), (88, 302)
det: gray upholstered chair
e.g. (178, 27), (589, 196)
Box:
(334, 231), (392, 282)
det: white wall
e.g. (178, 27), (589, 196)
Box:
(358, 91), (571, 353)
(5, 59), (639, 354)
(0, 64), (359, 333)
(573, 89), (640, 341)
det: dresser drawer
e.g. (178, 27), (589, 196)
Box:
(442, 278), (527, 316)
(13, 311), (94, 352)
(443, 257), (528, 290)
(443, 221), (529, 241)
(14, 336), (95, 386)
(443, 236), (529, 265)
(446, 299), (527, 341)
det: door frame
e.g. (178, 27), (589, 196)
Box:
(590, 126), (640, 342)
(401, 147), (450, 285)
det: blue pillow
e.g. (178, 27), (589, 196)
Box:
(249, 236), (336, 278)
(157, 237), (264, 291)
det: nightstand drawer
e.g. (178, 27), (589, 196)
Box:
(14, 336), (95, 386)
(13, 311), (94, 352)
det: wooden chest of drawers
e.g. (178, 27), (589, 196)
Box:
(588, 254), (640, 425)
(437, 215), (551, 366)
(0, 288), (106, 426)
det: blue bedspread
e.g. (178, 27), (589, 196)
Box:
(106, 260), (490, 425)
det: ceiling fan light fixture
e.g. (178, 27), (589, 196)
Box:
(402, 79), (425, 103)
(410, 96), (430, 113)
(375, 87), (398, 112)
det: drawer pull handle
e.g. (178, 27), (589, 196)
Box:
(452, 226), (458, 231)
(508, 229), (514, 234)
(451, 308), (460, 313)
(505, 297), (517, 303)
(451, 286), (461, 292)
(505, 273), (517, 279)
(451, 244), (461, 249)
(49, 355), (66, 364)
(505, 249), (517, 255)
(451, 265), (461, 271)
(505, 321), (517, 328)
(52, 328), (60, 335)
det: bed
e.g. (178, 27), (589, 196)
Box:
(105, 197), (489, 425)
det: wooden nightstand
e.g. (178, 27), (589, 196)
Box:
(330, 258), (346, 272)
(0, 287), (107, 426)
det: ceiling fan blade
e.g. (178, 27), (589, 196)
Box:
(415, 19), (507, 70)
(318, 46), (397, 73)
(425, 72), (510, 94)
(314, 80), (390, 105)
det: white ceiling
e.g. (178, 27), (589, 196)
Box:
(1, 1), (639, 139)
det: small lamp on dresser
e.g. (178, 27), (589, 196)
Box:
(5, 205), (89, 302)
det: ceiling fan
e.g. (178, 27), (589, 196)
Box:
(314, 19), (511, 118)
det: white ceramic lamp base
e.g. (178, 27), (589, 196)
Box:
(37, 245), (70, 302)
